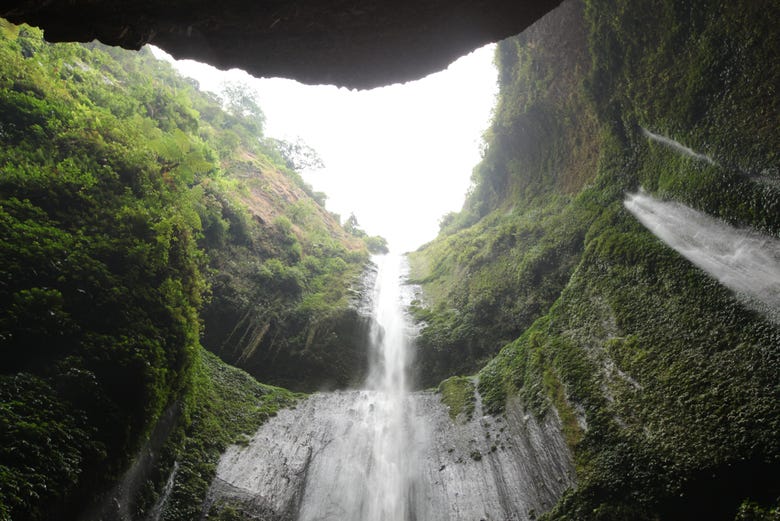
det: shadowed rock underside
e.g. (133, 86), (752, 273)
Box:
(2, 0), (561, 88)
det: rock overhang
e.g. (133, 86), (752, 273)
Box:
(2, 0), (562, 88)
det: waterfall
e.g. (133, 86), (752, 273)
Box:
(640, 127), (780, 189)
(80, 403), (181, 521)
(294, 253), (422, 521)
(205, 254), (574, 520)
(624, 191), (780, 320)
(359, 254), (417, 519)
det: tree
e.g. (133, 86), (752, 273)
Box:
(219, 81), (265, 135)
(344, 213), (365, 237)
(270, 136), (325, 172)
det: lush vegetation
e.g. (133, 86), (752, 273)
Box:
(0, 21), (377, 520)
(3, 0), (779, 517)
(410, 0), (780, 519)
(201, 198), (386, 390)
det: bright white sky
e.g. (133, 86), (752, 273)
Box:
(151, 45), (498, 252)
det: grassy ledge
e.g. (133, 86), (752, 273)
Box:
(437, 376), (477, 422)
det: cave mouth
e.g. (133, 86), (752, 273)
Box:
(1, 0), (563, 88)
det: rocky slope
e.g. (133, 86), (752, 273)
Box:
(205, 388), (573, 521)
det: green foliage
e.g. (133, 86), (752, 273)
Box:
(408, 1), (602, 386)
(219, 81), (266, 134)
(341, 213), (388, 253)
(198, 178), (372, 391)
(461, 0), (600, 222)
(0, 375), (103, 521)
(409, 189), (605, 385)
(365, 235), (389, 254)
(0, 27), (213, 520)
(734, 500), (780, 521)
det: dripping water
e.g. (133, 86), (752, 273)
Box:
(640, 127), (780, 190)
(147, 461), (179, 521)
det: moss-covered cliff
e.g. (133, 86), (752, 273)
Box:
(409, 0), (780, 518)
(0, 22), (374, 520)
(409, 0), (601, 385)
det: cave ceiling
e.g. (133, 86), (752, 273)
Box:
(2, 0), (562, 88)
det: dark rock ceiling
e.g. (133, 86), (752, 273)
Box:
(2, 0), (562, 88)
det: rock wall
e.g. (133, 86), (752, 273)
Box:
(205, 388), (573, 520)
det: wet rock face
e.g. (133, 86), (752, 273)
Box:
(2, 0), (562, 88)
(205, 389), (574, 520)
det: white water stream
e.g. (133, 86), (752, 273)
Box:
(205, 254), (574, 520)
(295, 254), (422, 521)
(625, 191), (780, 320)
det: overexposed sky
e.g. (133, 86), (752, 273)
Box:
(151, 45), (498, 252)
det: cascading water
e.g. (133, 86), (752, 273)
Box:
(147, 461), (179, 521)
(360, 254), (418, 519)
(624, 191), (780, 321)
(293, 253), (422, 521)
(205, 254), (574, 521)
(641, 127), (780, 189)
(205, 254), (422, 520)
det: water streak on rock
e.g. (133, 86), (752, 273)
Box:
(641, 127), (717, 165)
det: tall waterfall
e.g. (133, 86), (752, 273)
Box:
(625, 191), (780, 320)
(292, 253), (422, 521)
(205, 254), (574, 521)
(360, 253), (418, 519)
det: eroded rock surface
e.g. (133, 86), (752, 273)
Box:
(205, 388), (574, 520)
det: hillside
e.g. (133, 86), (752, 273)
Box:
(409, 0), (780, 519)
(196, 112), (376, 392)
(0, 22), (376, 520)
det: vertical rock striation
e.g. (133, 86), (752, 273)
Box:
(205, 387), (573, 520)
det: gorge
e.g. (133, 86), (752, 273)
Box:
(1, 0), (779, 520)
(205, 255), (573, 520)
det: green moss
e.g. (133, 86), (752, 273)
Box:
(542, 367), (584, 450)
(437, 376), (476, 421)
(408, 192), (600, 386)
(148, 348), (299, 521)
